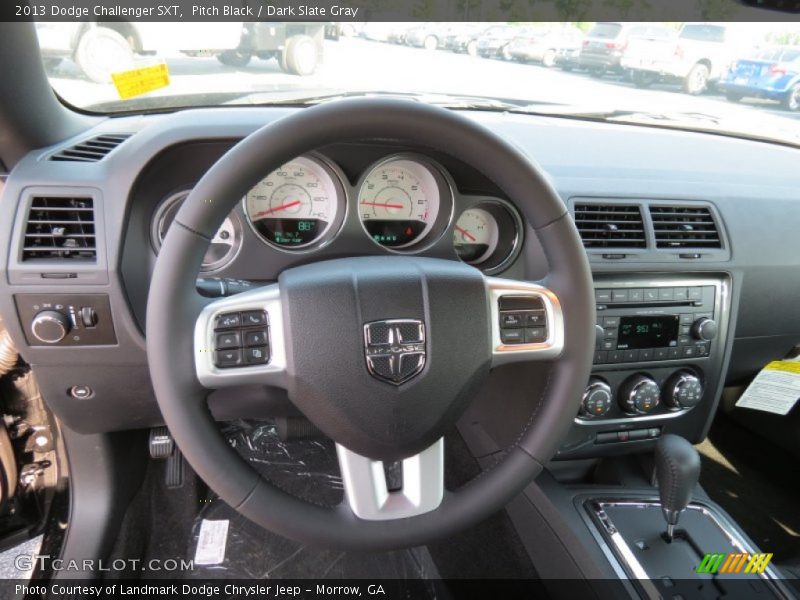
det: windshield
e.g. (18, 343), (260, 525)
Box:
(39, 21), (800, 147)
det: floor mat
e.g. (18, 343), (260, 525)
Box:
(697, 413), (800, 563)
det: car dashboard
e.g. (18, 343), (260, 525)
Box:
(1, 105), (799, 459)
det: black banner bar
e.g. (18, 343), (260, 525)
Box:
(2, 0), (800, 22)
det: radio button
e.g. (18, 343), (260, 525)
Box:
(680, 325), (691, 336)
(629, 289), (643, 302)
(644, 289), (659, 302)
(603, 316), (620, 328)
(680, 313), (694, 325)
(687, 287), (703, 301)
(668, 347), (681, 359)
(594, 351), (608, 364)
(604, 328), (617, 340)
(654, 348), (669, 361)
(658, 288), (675, 301)
(673, 287), (688, 300)
(623, 350), (639, 362)
(682, 346), (698, 358)
(601, 340), (614, 351)
(611, 289), (629, 302)
(639, 348), (653, 361)
(696, 343), (710, 356)
(678, 335), (691, 345)
(595, 289), (612, 303)
(607, 351), (622, 363)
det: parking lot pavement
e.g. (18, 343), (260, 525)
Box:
(48, 36), (800, 127)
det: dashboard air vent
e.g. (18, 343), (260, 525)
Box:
(49, 134), (131, 163)
(650, 206), (721, 249)
(22, 197), (96, 261)
(574, 203), (646, 249)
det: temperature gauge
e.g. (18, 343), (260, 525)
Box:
(454, 208), (500, 265)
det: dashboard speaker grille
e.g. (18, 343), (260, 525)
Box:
(650, 206), (721, 249)
(574, 203), (646, 249)
(22, 197), (96, 261)
(49, 134), (131, 163)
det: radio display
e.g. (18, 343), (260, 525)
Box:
(617, 316), (679, 349)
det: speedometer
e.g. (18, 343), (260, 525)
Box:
(245, 155), (343, 250)
(358, 158), (442, 249)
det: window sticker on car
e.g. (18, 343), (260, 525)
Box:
(111, 62), (170, 100)
(735, 360), (800, 415)
(193, 519), (229, 566)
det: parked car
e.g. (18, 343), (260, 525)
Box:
(579, 22), (673, 78)
(719, 46), (800, 111)
(508, 27), (584, 67)
(555, 45), (582, 71)
(405, 25), (445, 51)
(360, 23), (394, 43)
(387, 23), (417, 45)
(443, 24), (485, 55)
(35, 22), (242, 83)
(621, 23), (750, 94)
(476, 25), (518, 60)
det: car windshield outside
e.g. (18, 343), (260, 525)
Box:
(38, 21), (800, 147)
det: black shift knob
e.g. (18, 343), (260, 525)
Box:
(655, 434), (701, 539)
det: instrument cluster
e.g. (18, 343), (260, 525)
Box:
(152, 152), (524, 274)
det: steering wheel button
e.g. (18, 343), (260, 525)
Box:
(500, 312), (524, 328)
(241, 310), (267, 327)
(215, 312), (241, 329)
(524, 327), (547, 343)
(215, 331), (241, 350)
(525, 311), (546, 326)
(244, 346), (270, 365)
(244, 329), (269, 347)
(214, 348), (242, 368)
(500, 329), (524, 344)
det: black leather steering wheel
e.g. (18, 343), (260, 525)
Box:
(146, 98), (594, 549)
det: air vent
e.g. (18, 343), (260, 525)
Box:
(650, 206), (721, 249)
(574, 203), (646, 249)
(50, 134), (130, 163)
(22, 197), (96, 261)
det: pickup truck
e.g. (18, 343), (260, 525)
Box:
(621, 23), (748, 94)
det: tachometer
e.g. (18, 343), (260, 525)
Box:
(358, 158), (442, 249)
(245, 156), (343, 250)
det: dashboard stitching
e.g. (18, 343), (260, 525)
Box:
(510, 367), (553, 453)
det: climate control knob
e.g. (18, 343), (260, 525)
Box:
(31, 310), (70, 344)
(618, 374), (660, 415)
(580, 378), (612, 418)
(692, 317), (718, 341)
(664, 371), (703, 408)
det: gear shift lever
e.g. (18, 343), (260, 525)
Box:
(654, 434), (701, 542)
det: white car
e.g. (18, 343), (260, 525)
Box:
(622, 23), (752, 94)
(36, 22), (243, 83)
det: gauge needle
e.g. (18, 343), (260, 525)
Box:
(455, 225), (477, 242)
(361, 201), (405, 210)
(253, 200), (302, 218)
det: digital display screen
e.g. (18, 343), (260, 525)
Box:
(617, 316), (679, 349)
(251, 218), (323, 247)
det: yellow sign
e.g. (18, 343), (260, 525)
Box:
(111, 63), (170, 100)
(765, 360), (800, 375)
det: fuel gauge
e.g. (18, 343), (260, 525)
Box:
(454, 208), (499, 264)
(453, 199), (523, 274)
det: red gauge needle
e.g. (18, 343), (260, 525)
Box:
(252, 200), (302, 218)
(455, 225), (477, 242)
(361, 201), (405, 210)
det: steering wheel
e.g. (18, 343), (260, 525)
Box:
(146, 98), (594, 549)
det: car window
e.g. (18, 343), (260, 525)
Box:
(588, 23), (623, 39)
(680, 24), (726, 42)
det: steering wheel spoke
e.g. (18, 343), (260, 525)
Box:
(193, 283), (288, 389)
(487, 276), (565, 367)
(336, 438), (444, 520)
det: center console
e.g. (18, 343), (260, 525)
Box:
(557, 274), (731, 459)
